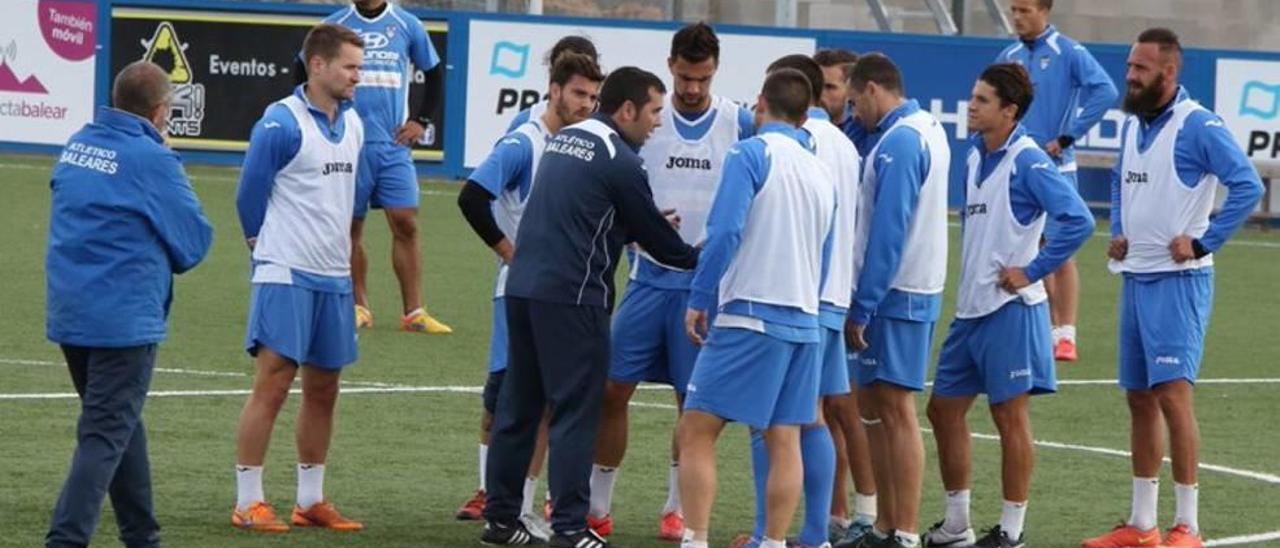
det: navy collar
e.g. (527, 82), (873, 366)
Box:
(591, 113), (641, 152)
(96, 107), (164, 144)
(874, 99), (920, 132)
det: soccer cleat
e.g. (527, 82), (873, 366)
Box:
(835, 521), (875, 547)
(1159, 524), (1202, 548)
(550, 528), (610, 548)
(400, 309), (453, 334)
(1081, 524), (1161, 547)
(659, 511), (684, 541)
(482, 519), (546, 545)
(519, 512), (553, 543)
(924, 520), (977, 547)
(456, 489), (486, 521)
(588, 513), (614, 537)
(231, 501), (290, 533)
(836, 529), (898, 548)
(291, 500), (363, 531)
(355, 304), (374, 329)
(829, 519), (850, 544)
(1054, 338), (1078, 362)
(730, 534), (761, 548)
(973, 525), (1024, 548)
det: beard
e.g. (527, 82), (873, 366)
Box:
(554, 99), (581, 126)
(1124, 72), (1167, 114)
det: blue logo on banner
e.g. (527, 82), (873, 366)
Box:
(490, 41), (530, 79)
(1239, 81), (1280, 120)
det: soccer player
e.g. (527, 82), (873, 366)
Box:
(838, 53), (950, 548)
(921, 63), (1094, 548)
(506, 35), (600, 133)
(997, 0), (1118, 361)
(44, 61), (213, 548)
(677, 67), (837, 548)
(481, 67), (698, 548)
(731, 54), (861, 548)
(453, 53), (605, 537)
(1081, 28), (1263, 548)
(231, 24), (366, 533)
(814, 47), (881, 544)
(323, 0), (451, 334)
(590, 22), (753, 541)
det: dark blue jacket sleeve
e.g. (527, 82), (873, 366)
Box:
(142, 151), (213, 274)
(610, 154), (698, 271)
(848, 129), (929, 325)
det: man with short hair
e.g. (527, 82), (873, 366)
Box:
(482, 67), (698, 548)
(998, 0), (1118, 362)
(1081, 28), (1262, 548)
(324, 0), (451, 334)
(453, 53), (605, 538)
(838, 53), (951, 548)
(45, 60), (214, 548)
(590, 22), (753, 541)
(677, 67), (838, 548)
(232, 23), (367, 533)
(921, 63), (1093, 548)
(506, 35), (600, 133)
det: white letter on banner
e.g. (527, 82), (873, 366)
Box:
(930, 98), (968, 140)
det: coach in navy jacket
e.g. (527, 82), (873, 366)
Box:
(45, 61), (212, 548)
(484, 67), (697, 547)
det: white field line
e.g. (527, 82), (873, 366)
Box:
(1, 366), (1276, 545)
(0, 358), (409, 389)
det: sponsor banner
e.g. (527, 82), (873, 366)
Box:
(1216, 58), (1280, 166)
(0, 0), (97, 146)
(110, 7), (448, 161)
(464, 19), (816, 167)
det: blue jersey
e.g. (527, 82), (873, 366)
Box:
(998, 25), (1117, 172)
(325, 4), (440, 144)
(47, 107), (213, 347)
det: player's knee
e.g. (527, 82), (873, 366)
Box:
(925, 397), (949, 426)
(601, 382), (635, 413)
(388, 211), (418, 240)
(1126, 389), (1160, 415)
(989, 400), (1030, 433)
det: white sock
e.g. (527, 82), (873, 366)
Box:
(871, 527), (890, 540)
(1128, 477), (1159, 531)
(478, 444), (489, 491)
(895, 531), (921, 547)
(296, 463), (325, 510)
(1174, 483), (1199, 533)
(1000, 500), (1027, 541)
(1051, 326), (1063, 343)
(831, 515), (853, 529)
(682, 528), (708, 547)
(761, 538), (787, 548)
(522, 477), (537, 516)
(943, 489), (971, 532)
(1060, 325), (1077, 343)
(235, 465), (265, 511)
(405, 306), (425, 318)
(662, 462), (682, 514)
(589, 465), (617, 518)
(854, 493), (877, 523)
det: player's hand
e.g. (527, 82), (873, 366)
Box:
(1169, 234), (1196, 263)
(661, 208), (681, 230)
(394, 120), (426, 147)
(493, 239), (515, 264)
(245, 237), (256, 251)
(685, 308), (709, 346)
(998, 266), (1031, 294)
(1045, 139), (1063, 158)
(1107, 236), (1128, 261)
(845, 320), (869, 352)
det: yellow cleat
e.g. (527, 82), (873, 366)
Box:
(401, 309), (452, 334)
(355, 305), (374, 329)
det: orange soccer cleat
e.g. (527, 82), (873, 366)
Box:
(291, 500), (364, 531)
(1159, 524), (1203, 548)
(231, 501), (289, 533)
(456, 489), (486, 521)
(658, 511), (684, 542)
(1081, 524), (1161, 547)
(588, 513), (614, 537)
(1055, 338), (1079, 362)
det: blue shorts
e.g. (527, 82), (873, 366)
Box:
(354, 142), (419, 218)
(852, 316), (936, 391)
(609, 284), (699, 393)
(1044, 170), (1079, 242)
(684, 327), (820, 429)
(1119, 270), (1214, 390)
(934, 301), (1055, 404)
(819, 326), (851, 396)
(489, 297), (508, 373)
(244, 284), (357, 369)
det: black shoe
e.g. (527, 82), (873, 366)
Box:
(549, 528), (609, 548)
(973, 525), (1024, 548)
(482, 519), (546, 545)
